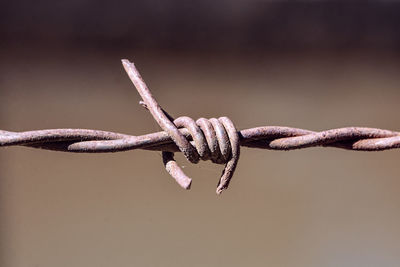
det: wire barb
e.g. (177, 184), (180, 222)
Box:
(121, 59), (240, 194)
(1, 59), (399, 195)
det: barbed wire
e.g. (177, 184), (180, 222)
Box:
(1, 59), (399, 194)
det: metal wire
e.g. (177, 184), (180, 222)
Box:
(1, 59), (399, 194)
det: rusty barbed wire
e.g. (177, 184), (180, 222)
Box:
(1, 59), (399, 194)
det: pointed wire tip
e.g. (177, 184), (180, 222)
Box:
(121, 59), (135, 69)
(121, 59), (131, 64)
(183, 180), (192, 190)
(216, 187), (225, 195)
(177, 177), (192, 190)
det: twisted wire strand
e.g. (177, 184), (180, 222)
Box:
(1, 60), (399, 195)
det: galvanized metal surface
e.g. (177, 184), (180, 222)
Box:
(1, 59), (399, 194)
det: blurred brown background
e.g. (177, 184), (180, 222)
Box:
(1, 1), (400, 266)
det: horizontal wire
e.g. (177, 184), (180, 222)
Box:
(1, 59), (399, 194)
(1, 126), (399, 152)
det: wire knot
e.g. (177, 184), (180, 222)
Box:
(173, 116), (240, 164)
(123, 60), (240, 194)
(163, 116), (241, 194)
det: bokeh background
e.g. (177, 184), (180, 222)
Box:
(1, 1), (400, 266)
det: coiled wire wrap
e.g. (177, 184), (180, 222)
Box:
(1, 59), (400, 194)
(121, 60), (240, 194)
